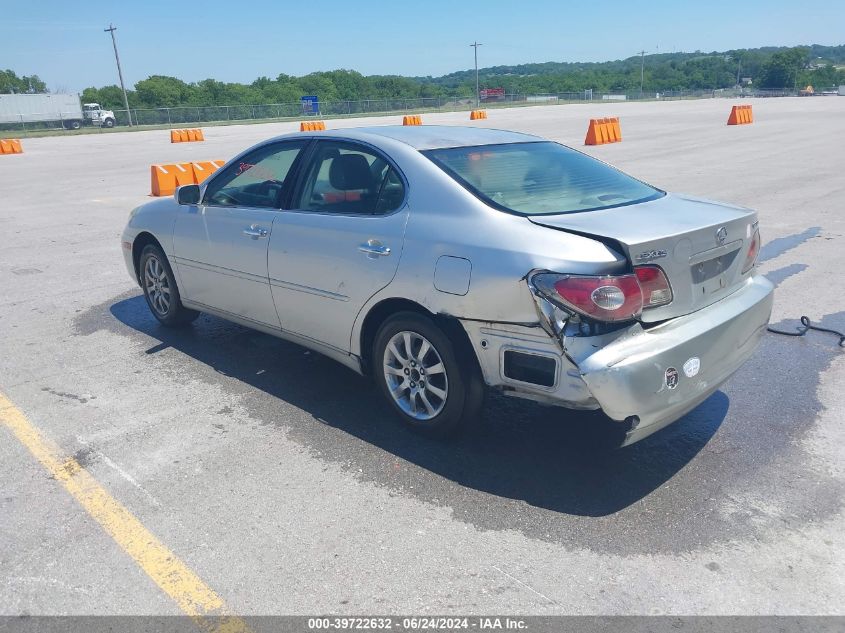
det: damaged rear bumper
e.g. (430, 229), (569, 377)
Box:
(460, 274), (773, 446)
(569, 274), (773, 444)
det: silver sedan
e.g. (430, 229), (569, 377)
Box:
(121, 126), (773, 446)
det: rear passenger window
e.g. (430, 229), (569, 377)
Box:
(296, 142), (405, 215)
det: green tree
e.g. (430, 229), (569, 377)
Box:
(194, 79), (227, 105)
(296, 73), (340, 102)
(24, 75), (47, 92)
(81, 85), (133, 108)
(321, 70), (368, 100)
(134, 75), (194, 108)
(216, 83), (263, 105)
(0, 69), (47, 93)
(5, 42), (842, 109)
(759, 47), (809, 88)
(255, 76), (301, 104)
(799, 63), (844, 90)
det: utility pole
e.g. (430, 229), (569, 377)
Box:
(638, 49), (647, 99)
(470, 41), (483, 108)
(104, 24), (132, 126)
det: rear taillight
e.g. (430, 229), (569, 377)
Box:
(634, 265), (673, 307)
(531, 266), (673, 323)
(742, 229), (761, 274)
(532, 273), (644, 322)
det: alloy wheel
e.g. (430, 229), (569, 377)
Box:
(144, 255), (171, 316)
(382, 330), (449, 420)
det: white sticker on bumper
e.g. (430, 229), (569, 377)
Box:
(683, 357), (701, 378)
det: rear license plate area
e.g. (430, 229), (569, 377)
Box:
(691, 250), (739, 293)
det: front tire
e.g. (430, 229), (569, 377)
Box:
(139, 245), (199, 327)
(103, 118), (115, 128)
(374, 312), (483, 437)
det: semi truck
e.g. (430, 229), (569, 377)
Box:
(0, 93), (117, 129)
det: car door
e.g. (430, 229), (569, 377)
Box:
(172, 140), (308, 328)
(268, 140), (409, 352)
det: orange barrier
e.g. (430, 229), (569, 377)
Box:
(299, 121), (326, 131)
(470, 110), (488, 120)
(170, 128), (205, 143)
(190, 159), (226, 184)
(584, 117), (622, 145)
(609, 117), (622, 141)
(150, 159), (225, 196)
(0, 138), (23, 154)
(403, 115), (422, 126)
(727, 104), (753, 125)
(151, 163), (193, 196)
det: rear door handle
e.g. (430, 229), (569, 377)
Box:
(358, 241), (391, 257)
(243, 225), (268, 239)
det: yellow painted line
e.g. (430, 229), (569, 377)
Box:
(0, 391), (250, 633)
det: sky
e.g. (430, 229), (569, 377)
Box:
(2, 0), (843, 93)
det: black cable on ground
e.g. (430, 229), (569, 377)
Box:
(768, 316), (845, 348)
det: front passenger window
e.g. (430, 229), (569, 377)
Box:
(296, 142), (405, 215)
(203, 141), (306, 209)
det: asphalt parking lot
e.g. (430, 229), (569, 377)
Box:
(1, 97), (844, 617)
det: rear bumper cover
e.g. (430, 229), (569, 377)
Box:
(461, 274), (773, 446)
(569, 275), (773, 444)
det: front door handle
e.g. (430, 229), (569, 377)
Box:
(243, 225), (268, 239)
(358, 240), (391, 257)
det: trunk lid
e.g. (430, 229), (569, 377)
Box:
(528, 193), (758, 322)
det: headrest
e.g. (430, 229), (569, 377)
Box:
(329, 154), (373, 191)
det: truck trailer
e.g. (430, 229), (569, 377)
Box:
(0, 94), (116, 129)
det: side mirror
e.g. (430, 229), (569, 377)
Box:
(176, 184), (201, 205)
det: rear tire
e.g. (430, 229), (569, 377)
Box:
(139, 244), (199, 327)
(373, 312), (484, 438)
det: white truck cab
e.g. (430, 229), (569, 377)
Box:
(83, 103), (116, 128)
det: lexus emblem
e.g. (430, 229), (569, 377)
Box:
(715, 226), (728, 246)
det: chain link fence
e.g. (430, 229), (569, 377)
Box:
(108, 89), (750, 128)
(3, 87), (832, 134)
(116, 97), (462, 127)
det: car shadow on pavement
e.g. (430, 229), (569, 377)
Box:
(105, 294), (727, 519)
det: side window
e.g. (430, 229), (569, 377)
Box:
(295, 141), (405, 215)
(203, 141), (306, 209)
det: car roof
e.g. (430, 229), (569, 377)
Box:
(276, 125), (543, 151)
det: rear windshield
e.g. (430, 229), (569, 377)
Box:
(424, 141), (663, 215)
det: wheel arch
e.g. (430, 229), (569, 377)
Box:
(357, 297), (481, 379)
(131, 231), (164, 283)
